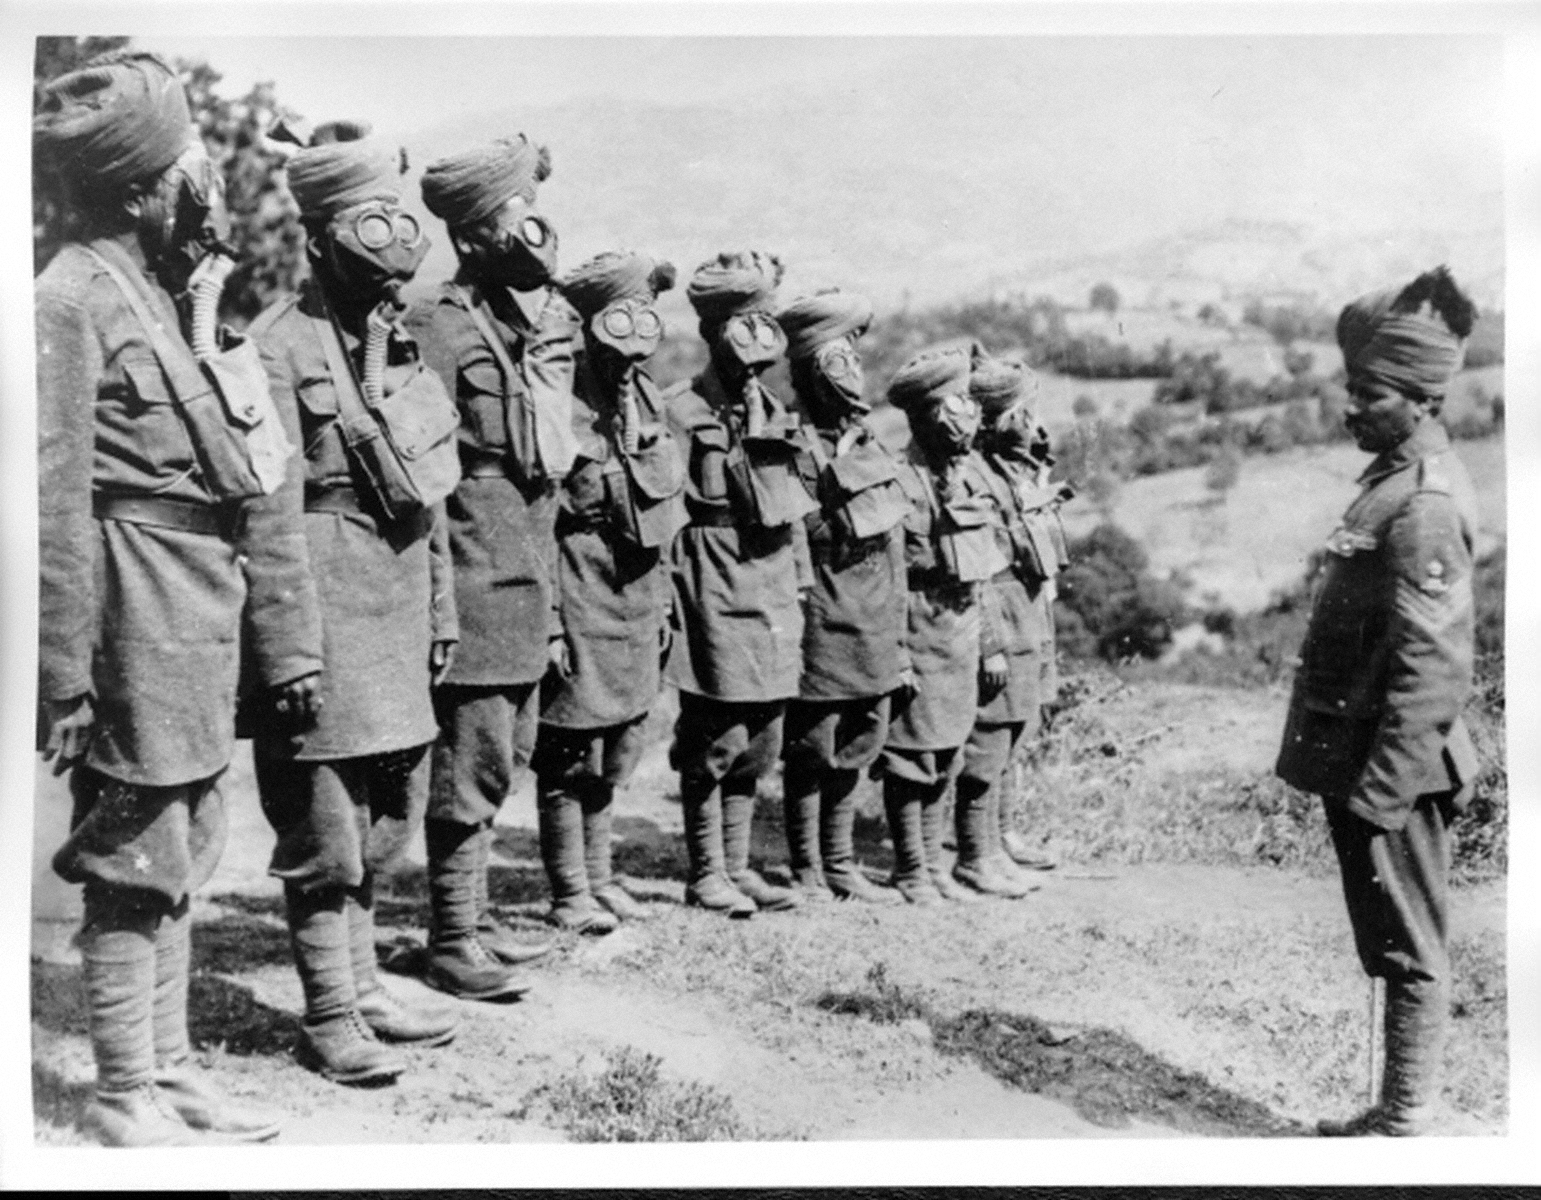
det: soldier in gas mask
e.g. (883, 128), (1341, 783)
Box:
(245, 120), (464, 1085)
(879, 344), (1009, 905)
(775, 290), (911, 903)
(34, 51), (309, 1145)
(531, 251), (686, 928)
(951, 355), (1071, 896)
(664, 251), (815, 917)
(406, 136), (585, 961)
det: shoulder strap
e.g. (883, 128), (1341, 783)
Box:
(451, 285), (535, 470)
(82, 245), (206, 398)
(804, 429), (831, 472)
(311, 301), (378, 438)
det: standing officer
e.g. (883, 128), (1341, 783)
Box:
(879, 345), (1009, 905)
(1276, 267), (1481, 1137)
(950, 356), (1067, 896)
(247, 120), (464, 1084)
(34, 51), (301, 1144)
(533, 251), (685, 929)
(406, 136), (581, 958)
(776, 290), (910, 903)
(665, 251), (814, 917)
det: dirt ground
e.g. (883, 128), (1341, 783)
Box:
(30, 679), (1507, 1145)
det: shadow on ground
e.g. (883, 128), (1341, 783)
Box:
(32, 1061), (92, 1137)
(816, 972), (1307, 1137)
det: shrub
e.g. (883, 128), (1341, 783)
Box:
(520, 1047), (748, 1142)
(1056, 523), (1187, 662)
(1089, 282), (1121, 313)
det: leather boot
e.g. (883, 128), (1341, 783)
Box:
(1320, 976), (1445, 1136)
(923, 788), (975, 902)
(80, 887), (201, 1145)
(584, 784), (647, 921)
(884, 778), (940, 905)
(474, 828), (556, 963)
(150, 899), (284, 1141)
(350, 874), (456, 1047)
(426, 820), (536, 997)
(782, 760), (832, 902)
(681, 778), (756, 917)
(538, 790), (618, 934)
(953, 775), (1032, 898)
(286, 884), (405, 1085)
(723, 789), (800, 912)
(821, 770), (893, 903)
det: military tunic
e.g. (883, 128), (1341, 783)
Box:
(1275, 418), (1478, 991)
(38, 237), (321, 903)
(245, 282), (456, 887)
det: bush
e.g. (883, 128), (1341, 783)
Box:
(1089, 282), (1121, 313)
(1242, 300), (1337, 346)
(1056, 523), (1187, 662)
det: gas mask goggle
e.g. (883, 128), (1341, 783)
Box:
(811, 336), (867, 413)
(143, 140), (234, 285)
(719, 310), (786, 370)
(982, 396), (1038, 455)
(591, 297), (665, 361)
(325, 197), (430, 286)
(919, 392), (982, 456)
(464, 195), (559, 291)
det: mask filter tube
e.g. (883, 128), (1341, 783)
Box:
(189, 254), (236, 359)
(362, 284), (406, 407)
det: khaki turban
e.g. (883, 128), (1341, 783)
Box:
(561, 252), (676, 319)
(33, 51), (195, 190)
(686, 250), (784, 328)
(887, 343), (978, 413)
(286, 123), (399, 222)
(1337, 266), (1476, 399)
(970, 355), (1038, 421)
(777, 289), (874, 361)
(420, 135), (551, 229)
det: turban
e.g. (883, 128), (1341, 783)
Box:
(777, 289), (874, 361)
(970, 355), (1038, 420)
(1337, 266), (1476, 399)
(686, 250), (784, 328)
(421, 135), (551, 229)
(286, 123), (399, 222)
(33, 51), (195, 190)
(561, 251), (676, 319)
(887, 343), (976, 413)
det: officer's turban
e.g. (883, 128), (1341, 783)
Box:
(286, 121), (400, 222)
(1337, 266), (1477, 399)
(33, 51), (195, 191)
(777, 289), (874, 361)
(887, 343), (978, 413)
(970, 355), (1038, 421)
(421, 135), (551, 229)
(561, 252), (677, 319)
(686, 251), (784, 329)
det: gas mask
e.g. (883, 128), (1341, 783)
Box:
(811, 336), (867, 414)
(914, 392), (981, 459)
(455, 195), (558, 291)
(319, 197), (430, 296)
(137, 140), (233, 293)
(719, 310), (786, 371)
(590, 297), (665, 362)
(980, 397), (1038, 459)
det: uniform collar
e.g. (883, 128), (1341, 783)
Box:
(1357, 419), (1451, 487)
(451, 273), (547, 332)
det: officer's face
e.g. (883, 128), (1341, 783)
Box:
(1344, 379), (1424, 454)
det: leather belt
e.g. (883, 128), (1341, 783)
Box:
(908, 566), (961, 591)
(305, 484), (363, 515)
(686, 508), (737, 528)
(93, 493), (224, 537)
(463, 466), (512, 480)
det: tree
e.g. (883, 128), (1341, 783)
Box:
(1072, 394), (1100, 420)
(1204, 443), (1243, 499)
(1089, 282), (1120, 314)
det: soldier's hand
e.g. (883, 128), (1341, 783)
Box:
(39, 694), (94, 777)
(274, 672), (324, 730)
(548, 635), (572, 679)
(981, 652), (1008, 692)
(430, 640), (457, 687)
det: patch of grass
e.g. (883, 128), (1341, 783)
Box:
(816, 963), (931, 1025)
(518, 1046), (750, 1142)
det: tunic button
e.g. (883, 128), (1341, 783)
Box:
(1336, 700), (1346, 709)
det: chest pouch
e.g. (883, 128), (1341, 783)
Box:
(937, 492), (1008, 583)
(728, 415), (819, 530)
(606, 422), (687, 549)
(89, 247), (294, 502)
(317, 315), (462, 523)
(824, 439), (910, 542)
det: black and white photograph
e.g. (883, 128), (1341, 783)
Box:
(3, 3), (1537, 1189)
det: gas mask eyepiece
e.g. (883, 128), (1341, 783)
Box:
(328, 198), (430, 283)
(812, 337), (867, 412)
(591, 297), (665, 361)
(720, 311), (786, 369)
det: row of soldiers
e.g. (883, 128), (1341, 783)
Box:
(33, 52), (1068, 1145)
(35, 52), (1483, 1147)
